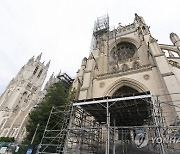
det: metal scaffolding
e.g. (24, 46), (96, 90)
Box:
(37, 104), (73, 154)
(37, 92), (180, 154)
(93, 15), (109, 37)
(90, 15), (109, 53)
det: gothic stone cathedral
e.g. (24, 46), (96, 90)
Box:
(0, 54), (50, 142)
(0, 14), (180, 152)
(51, 14), (180, 153)
(62, 14), (180, 153)
(73, 14), (180, 126)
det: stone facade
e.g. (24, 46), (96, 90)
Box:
(73, 14), (180, 126)
(0, 53), (50, 142)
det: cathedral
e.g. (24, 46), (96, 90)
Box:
(1, 13), (180, 153)
(0, 54), (50, 142)
(64, 14), (180, 153)
(37, 14), (180, 154)
(73, 14), (180, 126)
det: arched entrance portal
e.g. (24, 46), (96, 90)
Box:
(112, 86), (139, 96)
(104, 78), (148, 97)
(108, 84), (151, 126)
(69, 83), (154, 153)
(109, 85), (153, 153)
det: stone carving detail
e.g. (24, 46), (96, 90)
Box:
(122, 64), (129, 72)
(111, 66), (118, 72)
(99, 82), (105, 88)
(109, 60), (141, 74)
(169, 60), (180, 68)
(143, 74), (150, 80)
(109, 24), (136, 39)
(117, 23), (135, 34)
(132, 61), (140, 69)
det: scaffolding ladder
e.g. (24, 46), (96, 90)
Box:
(37, 103), (74, 154)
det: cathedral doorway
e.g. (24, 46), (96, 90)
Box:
(109, 86), (154, 153)
(70, 91), (155, 153)
(109, 85), (151, 126)
(112, 85), (139, 96)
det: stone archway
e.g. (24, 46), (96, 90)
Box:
(104, 78), (148, 96)
(112, 86), (139, 96)
(109, 37), (141, 52)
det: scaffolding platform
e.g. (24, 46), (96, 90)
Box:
(74, 91), (151, 126)
(37, 92), (180, 154)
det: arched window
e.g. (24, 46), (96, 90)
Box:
(132, 61), (140, 69)
(37, 69), (43, 78)
(33, 66), (39, 75)
(122, 64), (129, 72)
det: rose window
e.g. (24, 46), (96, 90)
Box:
(111, 42), (137, 61)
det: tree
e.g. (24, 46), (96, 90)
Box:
(24, 81), (71, 144)
(0, 137), (15, 142)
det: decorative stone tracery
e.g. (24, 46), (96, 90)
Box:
(111, 42), (137, 62)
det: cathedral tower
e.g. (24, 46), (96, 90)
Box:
(0, 53), (50, 142)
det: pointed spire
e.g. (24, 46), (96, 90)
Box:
(46, 60), (51, 69)
(58, 70), (61, 77)
(44, 72), (54, 91)
(47, 72), (54, 84)
(35, 53), (42, 61)
(134, 13), (146, 25)
(50, 72), (54, 80)
(81, 57), (87, 66)
(27, 56), (34, 65)
(170, 33), (180, 45)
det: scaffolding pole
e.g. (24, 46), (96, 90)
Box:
(106, 101), (110, 154)
(151, 96), (166, 154)
(37, 93), (180, 154)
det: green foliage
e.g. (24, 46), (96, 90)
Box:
(0, 137), (15, 142)
(24, 81), (71, 144)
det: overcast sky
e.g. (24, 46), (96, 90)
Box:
(0, 0), (180, 94)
